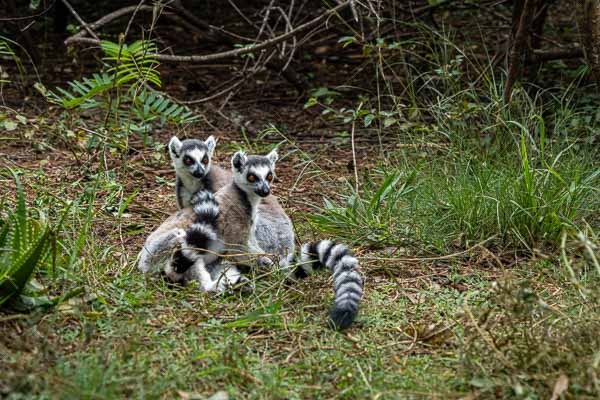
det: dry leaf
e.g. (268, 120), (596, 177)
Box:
(550, 373), (568, 400)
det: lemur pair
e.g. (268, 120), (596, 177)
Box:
(138, 136), (364, 329)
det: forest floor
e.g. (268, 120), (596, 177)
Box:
(1, 2), (599, 399)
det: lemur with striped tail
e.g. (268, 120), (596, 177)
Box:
(169, 136), (295, 262)
(173, 137), (365, 329)
(139, 149), (279, 292)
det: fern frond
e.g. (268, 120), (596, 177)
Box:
(134, 89), (198, 124)
(47, 74), (114, 109)
(102, 40), (161, 88)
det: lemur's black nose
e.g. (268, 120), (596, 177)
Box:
(192, 168), (205, 178)
(255, 186), (270, 197)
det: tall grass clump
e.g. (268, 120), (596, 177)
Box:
(420, 130), (599, 254)
(309, 122), (598, 255)
(307, 171), (416, 248)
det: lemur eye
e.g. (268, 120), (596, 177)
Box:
(247, 174), (257, 183)
(266, 173), (273, 182)
(183, 156), (195, 166)
(202, 155), (209, 165)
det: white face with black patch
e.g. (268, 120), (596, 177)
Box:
(169, 136), (216, 179)
(231, 150), (278, 198)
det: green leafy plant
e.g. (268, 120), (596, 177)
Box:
(0, 39), (25, 88)
(41, 40), (197, 136)
(0, 171), (54, 307)
(304, 88), (404, 132)
(307, 171), (416, 247)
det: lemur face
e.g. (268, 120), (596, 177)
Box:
(231, 149), (278, 198)
(169, 136), (216, 178)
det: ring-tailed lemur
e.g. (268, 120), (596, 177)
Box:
(139, 149), (279, 292)
(168, 136), (295, 262)
(139, 139), (365, 329)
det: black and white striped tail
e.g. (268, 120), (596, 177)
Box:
(175, 191), (221, 274)
(297, 240), (364, 330)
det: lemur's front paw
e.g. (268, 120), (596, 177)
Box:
(173, 228), (187, 244)
(235, 275), (255, 293)
(257, 256), (274, 267)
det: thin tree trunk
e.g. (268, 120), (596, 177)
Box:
(504, 0), (535, 103)
(581, 0), (600, 90)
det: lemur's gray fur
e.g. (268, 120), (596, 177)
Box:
(169, 136), (295, 262)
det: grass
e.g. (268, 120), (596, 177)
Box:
(308, 93), (599, 256)
(3, 133), (598, 398)
(1, 256), (474, 399)
(459, 231), (600, 398)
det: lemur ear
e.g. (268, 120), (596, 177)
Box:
(169, 136), (182, 158)
(266, 148), (278, 165)
(205, 136), (217, 155)
(231, 151), (247, 172)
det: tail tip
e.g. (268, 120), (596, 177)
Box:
(328, 307), (357, 330)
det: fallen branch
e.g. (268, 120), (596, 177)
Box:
(532, 47), (585, 62)
(66, 2), (350, 64)
(65, 5), (155, 45)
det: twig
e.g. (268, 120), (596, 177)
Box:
(147, 1), (351, 63)
(65, 1), (350, 63)
(6, 0), (39, 63)
(225, 0), (258, 29)
(171, 0), (253, 43)
(65, 2), (350, 65)
(64, 5), (155, 45)
(361, 235), (498, 263)
(0, 0), (56, 21)
(182, 75), (251, 104)
(464, 303), (513, 368)
(60, 0), (99, 40)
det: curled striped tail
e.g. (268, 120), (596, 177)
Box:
(170, 191), (221, 279)
(298, 240), (364, 330)
(184, 191), (221, 260)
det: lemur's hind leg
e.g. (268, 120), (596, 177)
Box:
(246, 233), (273, 268)
(179, 258), (221, 292)
(215, 262), (255, 293)
(174, 260), (253, 293)
(138, 228), (186, 274)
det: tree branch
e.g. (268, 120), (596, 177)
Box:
(64, 5), (155, 45)
(66, 1), (351, 64)
(151, 1), (351, 63)
(60, 0), (99, 40)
